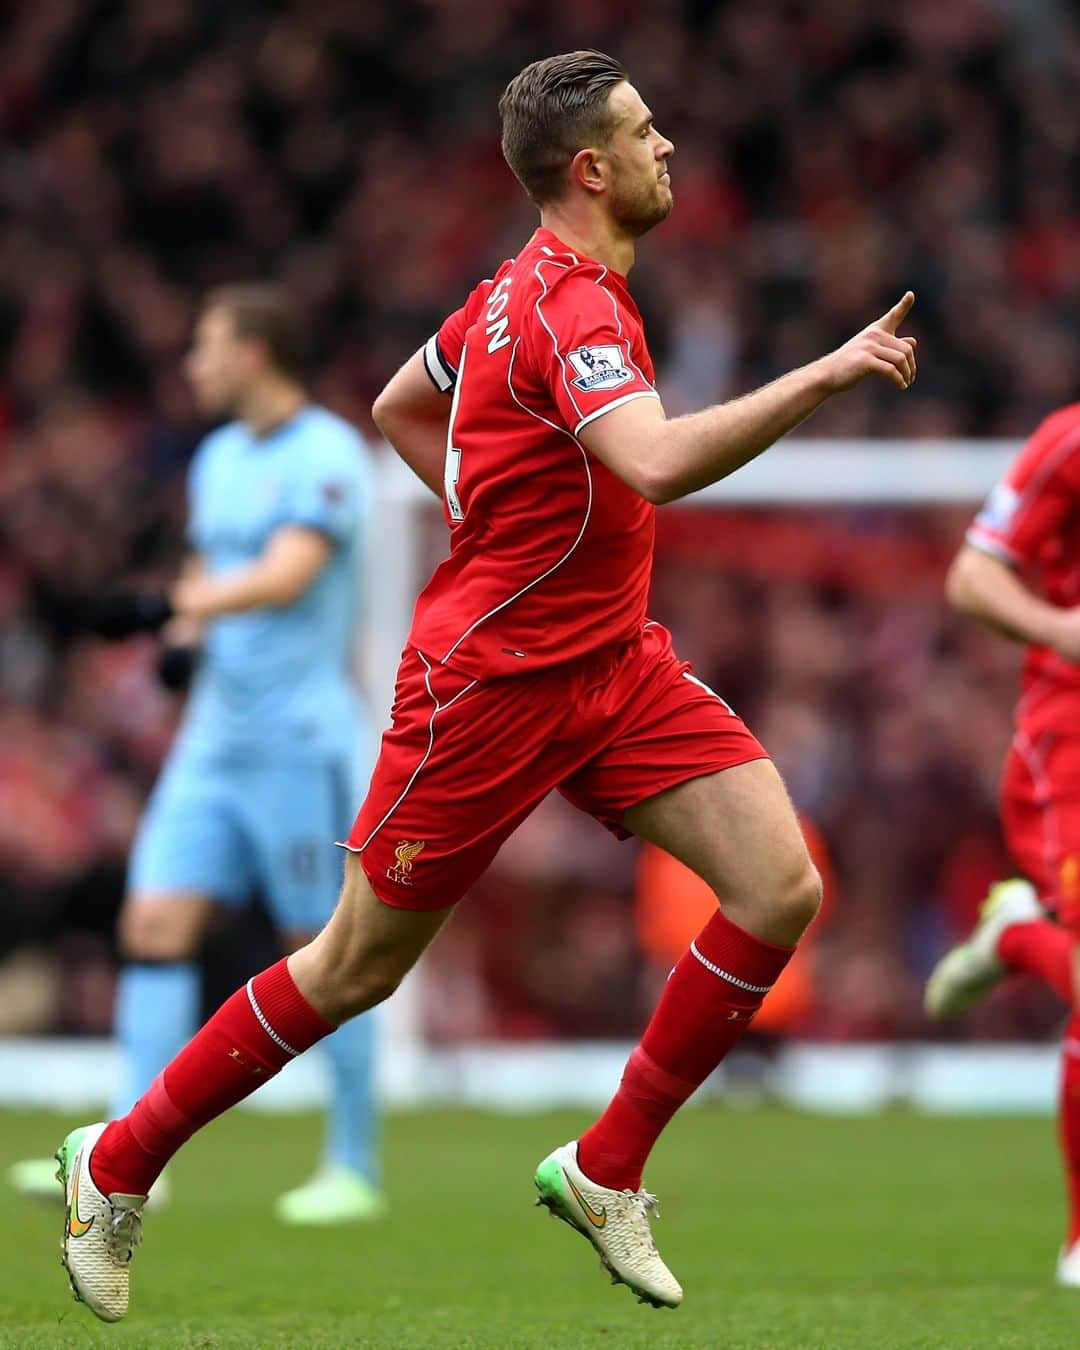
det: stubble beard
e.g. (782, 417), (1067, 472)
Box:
(612, 177), (674, 239)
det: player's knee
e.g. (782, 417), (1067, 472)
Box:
(781, 858), (823, 935)
(728, 850), (821, 939)
(118, 902), (200, 962)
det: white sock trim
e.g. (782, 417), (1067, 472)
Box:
(245, 979), (298, 1057)
(689, 940), (772, 995)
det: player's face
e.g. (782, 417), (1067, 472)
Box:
(602, 82), (674, 237)
(185, 307), (260, 416)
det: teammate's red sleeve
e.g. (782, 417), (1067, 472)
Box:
(967, 410), (1080, 566)
(528, 265), (660, 436)
(422, 279), (495, 395)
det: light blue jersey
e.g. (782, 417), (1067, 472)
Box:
(122, 402), (381, 1190)
(131, 403), (375, 929)
(180, 404), (371, 760)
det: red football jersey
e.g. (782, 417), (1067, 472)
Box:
(967, 403), (1080, 730)
(411, 227), (661, 679)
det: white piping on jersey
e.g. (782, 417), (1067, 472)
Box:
(533, 257), (587, 424)
(540, 244), (580, 264)
(594, 266), (653, 388)
(440, 335), (594, 664)
(246, 979), (298, 1057)
(351, 651), (478, 853)
(437, 248), (650, 666)
(502, 335), (568, 437)
(574, 388), (660, 436)
(681, 669), (735, 715)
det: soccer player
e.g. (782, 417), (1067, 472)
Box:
(925, 402), (1080, 1286)
(19, 285), (382, 1230)
(53, 52), (916, 1321)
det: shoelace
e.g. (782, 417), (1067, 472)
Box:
(622, 1189), (661, 1255)
(106, 1208), (143, 1265)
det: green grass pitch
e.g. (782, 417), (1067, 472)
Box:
(1, 1105), (1077, 1348)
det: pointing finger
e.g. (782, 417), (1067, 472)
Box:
(877, 291), (915, 335)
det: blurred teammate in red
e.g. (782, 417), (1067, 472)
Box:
(926, 404), (1080, 1287)
(57, 51), (917, 1321)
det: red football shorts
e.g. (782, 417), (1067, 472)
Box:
(344, 621), (768, 910)
(1001, 730), (1080, 933)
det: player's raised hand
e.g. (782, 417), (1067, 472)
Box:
(821, 292), (917, 393)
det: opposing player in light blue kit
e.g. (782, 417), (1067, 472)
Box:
(10, 284), (382, 1225)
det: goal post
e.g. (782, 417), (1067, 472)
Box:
(363, 439), (1022, 1105)
(365, 438), (1019, 712)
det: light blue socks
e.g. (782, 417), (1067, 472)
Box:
(113, 960), (378, 1187)
(321, 1011), (379, 1185)
(111, 962), (200, 1117)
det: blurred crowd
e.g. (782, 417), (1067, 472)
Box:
(1, 0), (1078, 1040)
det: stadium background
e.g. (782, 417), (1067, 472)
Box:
(2, 0), (1079, 1068)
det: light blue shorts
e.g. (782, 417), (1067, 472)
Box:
(128, 742), (364, 934)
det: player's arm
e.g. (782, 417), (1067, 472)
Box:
(372, 349), (447, 498)
(580, 294), (917, 505)
(947, 543), (1080, 662)
(170, 526), (332, 620)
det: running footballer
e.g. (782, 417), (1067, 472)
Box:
(53, 51), (916, 1321)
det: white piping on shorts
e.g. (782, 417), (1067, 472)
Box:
(347, 652), (478, 853)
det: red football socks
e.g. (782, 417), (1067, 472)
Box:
(997, 920), (1076, 1005)
(91, 958), (333, 1197)
(577, 906), (794, 1191)
(1062, 1014), (1080, 1246)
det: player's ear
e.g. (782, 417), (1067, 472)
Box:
(570, 146), (607, 197)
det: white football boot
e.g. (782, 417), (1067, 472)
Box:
(534, 1140), (683, 1308)
(55, 1122), (147, 1322)
(924, 879), (1044, 1020)
(1057, 1240), (1080, 1288)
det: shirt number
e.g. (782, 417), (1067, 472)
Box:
(445, 444), (463, 521)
